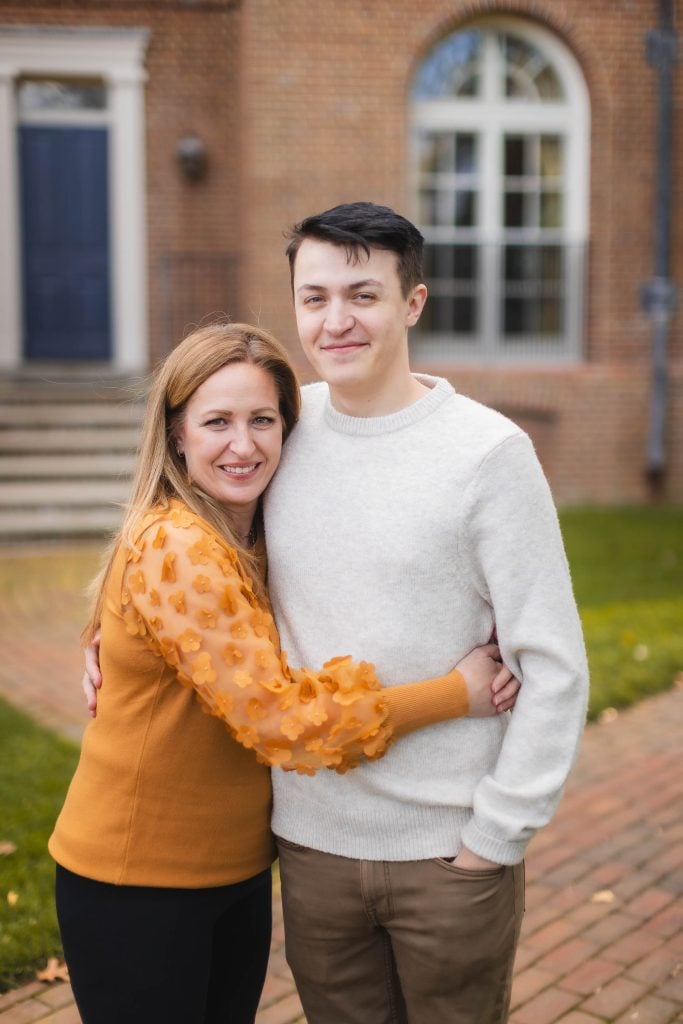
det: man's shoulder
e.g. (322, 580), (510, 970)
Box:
(440, 387), (526, 451)
(299, 380), (328, 411)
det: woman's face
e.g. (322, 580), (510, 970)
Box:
(176, 361), (283, 520)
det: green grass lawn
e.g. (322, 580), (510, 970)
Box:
(0, 506), (681, 991)
(560, 505), (683, 718)
(0, 699), (78, 991)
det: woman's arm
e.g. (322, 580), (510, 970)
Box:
(120, 508), (517, 774)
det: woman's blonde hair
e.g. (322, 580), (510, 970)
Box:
(82, 322), (300, 643)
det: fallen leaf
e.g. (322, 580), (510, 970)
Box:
(591, 889), (616, 904)
(7, 890), (19, 906)
(37, 958), (70, 983)
(0, 841), (17, 856)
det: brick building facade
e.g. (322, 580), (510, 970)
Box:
(0, 0), (680, 503)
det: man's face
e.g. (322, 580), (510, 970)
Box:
(292, 239), (426, 400)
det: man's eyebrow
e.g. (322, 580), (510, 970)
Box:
(296, 278), (385, 294)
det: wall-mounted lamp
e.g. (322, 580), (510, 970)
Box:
(175, 133), (208, 182)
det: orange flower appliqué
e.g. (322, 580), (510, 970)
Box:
(159, 637), (180, 668)
(192, 574), (212, 594)
(123, 609), (147, 637)
(178, 628), (202, 653)
(191, 652), (216, 686)
(169, 591), (186, 614)
(128, 569), (146, 594)
(221, 643), (244, 666)
(187, 534), (214, 565)
(161, 552), (176, 582)
(196, 608), (217, 629)
(152, 525), (167, 549)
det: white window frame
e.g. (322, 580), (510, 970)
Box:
(410, 16), (590, 363)
(0, 26), (150, 371)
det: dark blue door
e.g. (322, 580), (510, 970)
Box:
(19, 125), (111, 360)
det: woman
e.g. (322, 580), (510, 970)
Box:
(50, 323), (517, 1024)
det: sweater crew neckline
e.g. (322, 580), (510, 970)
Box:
(323, 375), (454, 437)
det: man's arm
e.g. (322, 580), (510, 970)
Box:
(458, 432), (589, 866)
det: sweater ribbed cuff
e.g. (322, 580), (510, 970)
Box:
(384, 669), (469, 738)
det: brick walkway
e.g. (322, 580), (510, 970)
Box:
(0, 544), (681, 1024)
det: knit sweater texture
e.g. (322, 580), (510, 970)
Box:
(266, 377), (589, 865)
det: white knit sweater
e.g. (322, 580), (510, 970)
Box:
(265, 377), (588, 865)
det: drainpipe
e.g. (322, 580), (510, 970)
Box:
(641, 0), (678, 495)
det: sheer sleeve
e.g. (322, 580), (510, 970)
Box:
(122, 506), (467, 774)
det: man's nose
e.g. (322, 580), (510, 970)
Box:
(324, 301), (354, 336)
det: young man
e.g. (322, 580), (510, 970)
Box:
(263, 202), (588, 1023)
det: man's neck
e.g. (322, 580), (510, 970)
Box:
(328, 374), (430, 418)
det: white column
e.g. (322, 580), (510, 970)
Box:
(0, 72), (21, 369)
(109, 71), (149, 372)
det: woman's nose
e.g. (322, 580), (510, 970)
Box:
(227, 424), (256, 456)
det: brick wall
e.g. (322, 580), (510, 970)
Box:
(2, 0), (681, 501)
(238, 0), (683, 502)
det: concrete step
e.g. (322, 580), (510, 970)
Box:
(0, 452), (137, 479)
(0, 427), (140, 452)
(0, 479), (131, 507)
(0, 505), (123, 537)
(0, 402), (144, 426)
(0, 374), (144, 539)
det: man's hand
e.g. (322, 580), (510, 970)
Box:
(452, 847), (501, 871)
(82, 630), (102, 717)
(455, 644), (520, 717)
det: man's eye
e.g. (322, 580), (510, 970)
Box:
(355, 293), (375, 302)
(303, 295), (324, 305)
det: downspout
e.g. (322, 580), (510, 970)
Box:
(641, 0), (678, 495)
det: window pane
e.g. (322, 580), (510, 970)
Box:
(502, 245), (564, 337)
(504, 136), (526, 176)
(411, 30), (483, 99)
(502, 34), (564, 102)
(540, 136), (562, 178)
(535, 65), (564, 101)
(453, 245), (476, 280)
(419, 189), (439, 226)
(504, 192), (528, 228)
(541, 191), (563, 228)
(455, 191), (476, 227)
(17, 78), (106, 113)
(455, 133), (478, 173)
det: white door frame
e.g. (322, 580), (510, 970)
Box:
(0, 25), (150, 371)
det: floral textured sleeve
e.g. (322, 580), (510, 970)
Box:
(121, 505), (394, 774)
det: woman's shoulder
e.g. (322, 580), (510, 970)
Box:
(128, 500), (235, 563)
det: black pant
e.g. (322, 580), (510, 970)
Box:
(55, 864), (272, 1024)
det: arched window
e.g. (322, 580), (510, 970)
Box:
(410, 18), (589, 362)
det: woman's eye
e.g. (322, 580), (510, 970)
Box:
(206, 417), (227, 427)
(253, 416), (276, 426)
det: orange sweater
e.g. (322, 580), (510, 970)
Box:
(49, 502), (467, 888)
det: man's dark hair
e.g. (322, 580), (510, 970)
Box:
(285, 202), (424, 298)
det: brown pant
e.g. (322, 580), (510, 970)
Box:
(277, 839), (524, 1024)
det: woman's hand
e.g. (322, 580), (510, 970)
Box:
(455, 644), (520, 717)
(82, 630), (102, 717)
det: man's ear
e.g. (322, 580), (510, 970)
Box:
(406, 283), (428, 327)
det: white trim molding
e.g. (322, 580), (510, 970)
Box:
(0, 25), (150, 371)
